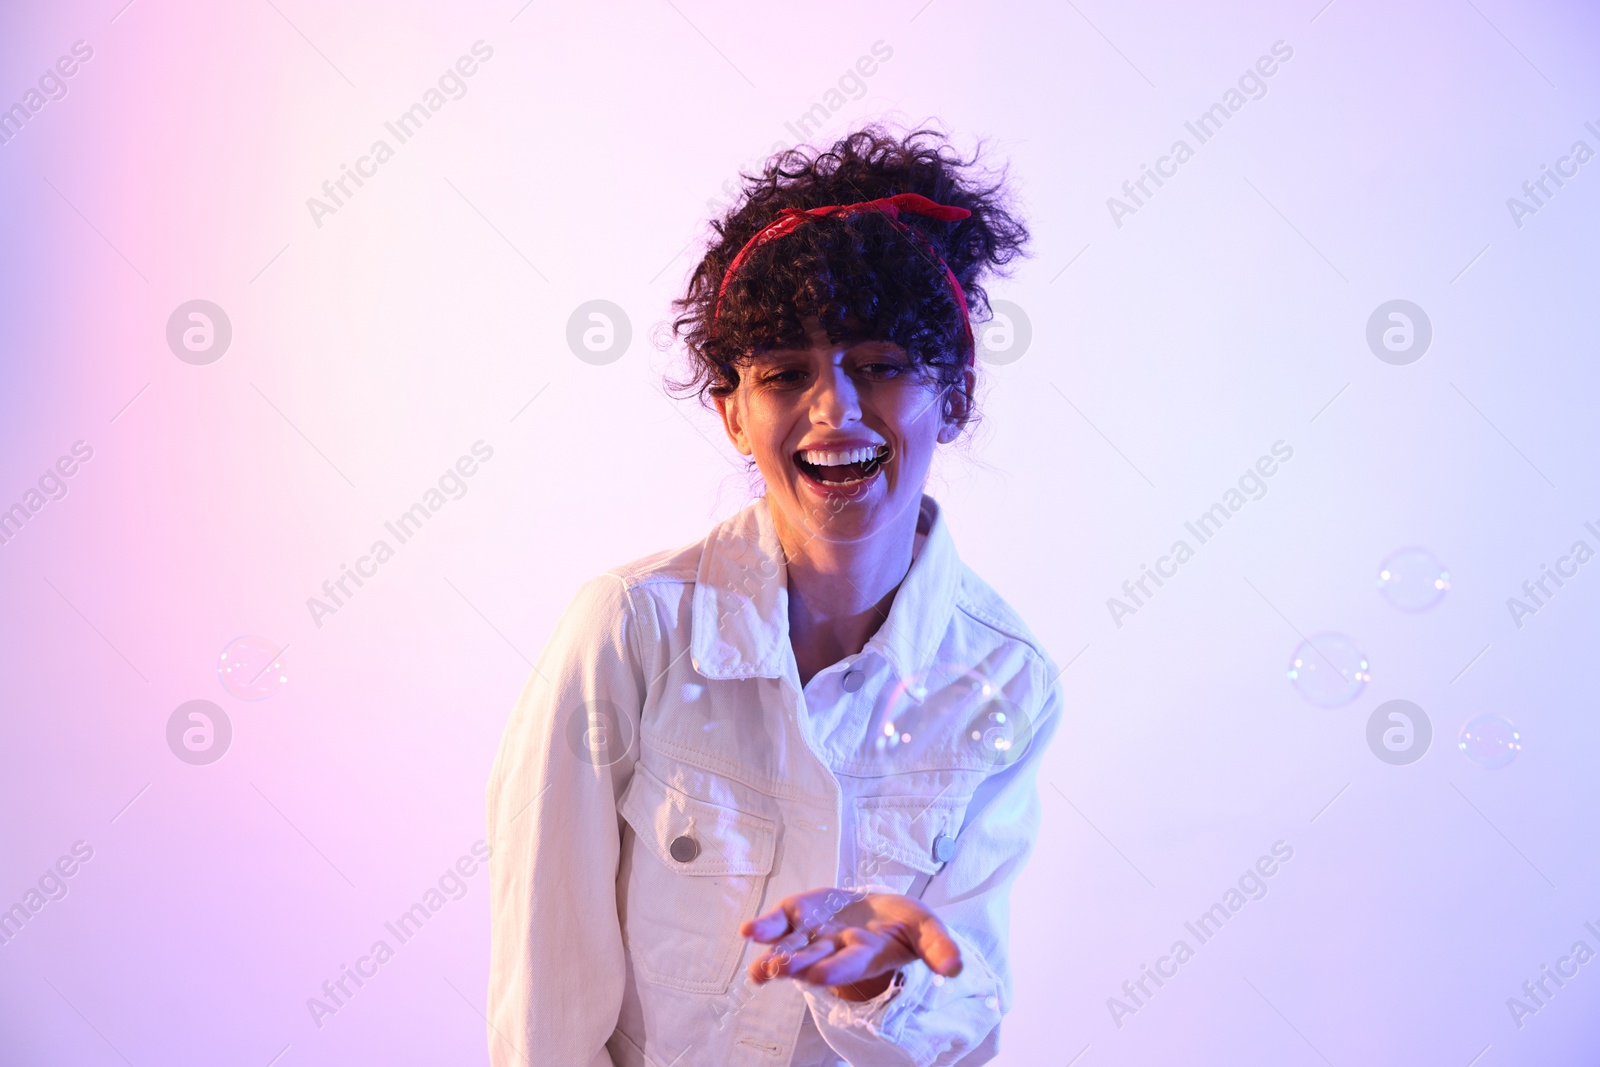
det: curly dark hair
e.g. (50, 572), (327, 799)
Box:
(670, 126), (1029, 429)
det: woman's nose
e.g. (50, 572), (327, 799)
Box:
(812, 365), (862, 426)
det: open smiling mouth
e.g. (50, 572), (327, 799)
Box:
(794, 445), (891, 487)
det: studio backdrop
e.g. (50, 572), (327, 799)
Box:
(1, 0), (1596, 1064)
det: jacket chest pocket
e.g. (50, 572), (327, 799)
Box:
(853, 793), (971, 896)
(617, 765), (776, 994)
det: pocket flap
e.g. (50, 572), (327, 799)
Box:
(856, 794), (969, 874)
(620, 765), (776, 877)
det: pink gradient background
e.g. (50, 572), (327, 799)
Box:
(2, 1), (1599, 1064)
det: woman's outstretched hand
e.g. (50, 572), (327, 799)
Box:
(740, 888), (963, 1002)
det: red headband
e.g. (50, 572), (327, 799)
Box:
(712, 192), (975, 360)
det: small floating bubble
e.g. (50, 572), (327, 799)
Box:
(1287, 633), (1370, 707)
(1378, 547), (1450, 611)
(1459, 714), (1520, 769)
(218, 636), (288, 701)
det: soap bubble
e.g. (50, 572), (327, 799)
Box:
(1287, 633), (1370, 707)
(218, 636), (288, 700)
(967, 697), (1032, 768)
(1378, 547), (1450, 611)
(917, 668), (1033, 767)
(871, 664), (1030, 766)
(1458, 714), (1521, 768)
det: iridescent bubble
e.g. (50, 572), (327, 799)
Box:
(1377, 547), (1450, 611)
(967, 698), (1032, 768)
(218, 636), (288, 700)
(1458, 714), (1521, 768)
(1286, 633), (1370, 707)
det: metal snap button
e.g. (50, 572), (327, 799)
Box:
(931, 833), (956, 863)
(669, 835), (700, 863)
(841, 669), (864, 693)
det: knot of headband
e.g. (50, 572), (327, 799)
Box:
(712, 192), (975, 360)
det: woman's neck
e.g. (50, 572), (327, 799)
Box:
(773, 497), (922, 687)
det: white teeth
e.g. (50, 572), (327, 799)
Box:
(799, 446), (885, 467)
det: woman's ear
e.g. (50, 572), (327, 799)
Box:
(936, 366), (976, 443)
(715, 391), (753, 456)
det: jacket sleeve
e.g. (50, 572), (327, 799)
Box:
(485, 574), (646, 1067)
(800, 663), (1064, 1067)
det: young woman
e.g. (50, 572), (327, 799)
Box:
(487, 128), (1060, 1067)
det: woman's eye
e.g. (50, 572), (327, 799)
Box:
(858, 362), (906, 379)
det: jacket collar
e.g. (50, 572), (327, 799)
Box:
(691, 495), (959, 687)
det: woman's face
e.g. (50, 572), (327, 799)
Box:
(716, 318), (970, 546)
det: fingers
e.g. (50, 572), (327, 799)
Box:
(793, 930), (889, 988)
(762, 923), (906, 990)
(748, 917), (964, 990)
(784, 936), (842, 975)
(743, 892), (967, 988)
(914, 916), (964, 978)
(747, 923), (841, 985)
(741, 888), (849, 942)
(739, 904), (793, 942)
(749, 933), (839, 984)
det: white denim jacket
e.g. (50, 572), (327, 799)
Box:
(486, 495), (1061, 1067)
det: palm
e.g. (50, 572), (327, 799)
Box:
(740, 888), (963, 1001)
